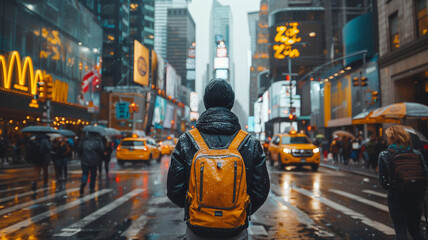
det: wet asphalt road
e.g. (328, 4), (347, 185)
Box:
(0, 155), (416, 239)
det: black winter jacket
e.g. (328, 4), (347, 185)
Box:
(378, 147), (428, 190)
(78, 134), (105, 167)
(167, 107), (270, 238)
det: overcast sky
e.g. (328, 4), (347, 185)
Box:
(188, 0), (261, 116)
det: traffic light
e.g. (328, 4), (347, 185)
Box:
(360, 76), (368, 87)
(37, 81), (46, 101)
(288, 114), (296, 120)
(46, 78), (54, 100)
(352, 77), (359, 87)
(129, 102), (139, 113)
(371, 91), (379, 103)
(286, 75), (290, 81)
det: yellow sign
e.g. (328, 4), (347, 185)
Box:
(133, 40), (149, 86)
(273, 22), (301, 59)
(1, 51), (69, 103)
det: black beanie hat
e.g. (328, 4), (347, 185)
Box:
(203, 79), (235, 110)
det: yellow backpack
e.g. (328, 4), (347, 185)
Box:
(186, 129), (250, 229)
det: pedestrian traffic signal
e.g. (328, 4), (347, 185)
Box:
(352, 77), (359, 87)
(288, 114), (296, 120)
(360, 77), (368, 87)
(307, 125), (317, 132)
(37, 81), (46, 101)
(371, 91), (379, 103)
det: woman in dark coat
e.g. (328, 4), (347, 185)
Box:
(378, 125), (428, 240)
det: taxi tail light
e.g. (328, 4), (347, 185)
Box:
(117, 146), (121, 151)
(143, 146), (148, 151)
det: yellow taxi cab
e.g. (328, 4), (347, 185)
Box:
(116, 137), (161, 167)
(267, 130), (320, 171)
(159, 140), (175, 155)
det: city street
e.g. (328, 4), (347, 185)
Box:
(0, 156), (410, 240)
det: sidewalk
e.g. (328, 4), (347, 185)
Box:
(320, 157), (378, 178)
(0, 159), (81, 170)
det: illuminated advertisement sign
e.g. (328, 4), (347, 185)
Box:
(163, 102), (175, 129)
(0, 51), (69, 102)
(190, 91), (198, 112)
(153, 96), (167, 129)
(166, 63), (176, 98)
(133, 40), (149, 86)
(215, 69), (228, 80)
(214, 57), (229, 69)
(272, 22), (301, 59)
(216, 47), (227, 58)
(157, 54), (165, 91)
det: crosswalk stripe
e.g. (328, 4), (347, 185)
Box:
(291, 185), (395, 235)
(274, 196), (335, 237)
(54, 189), (145, 237)
(0, 187), (26, 194)
(329, 189), (389, 212)
(362, 190), (387, 198)
(0, 188), (79, 216)
(0, 186), (50, 204)
(121, 215), (148, 238)
(0, 189), (112, 236)
(248, 225), (268, 236)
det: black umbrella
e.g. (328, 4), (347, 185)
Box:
(21, 125), (59, 133)
(82, 125), (105, 135)
(58, 129), (76, 137)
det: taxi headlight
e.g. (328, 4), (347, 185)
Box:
(313, 148), (320, 153)
(283, 148), (291, 154)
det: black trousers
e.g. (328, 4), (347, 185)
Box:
(387, 190), (425, 240)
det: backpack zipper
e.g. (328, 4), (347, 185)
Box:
(233, 161), (237, 203)
(200, 162), (204, 202)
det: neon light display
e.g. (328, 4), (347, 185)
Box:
(0, 51), (69, 103)
(272, 22), (301, 59)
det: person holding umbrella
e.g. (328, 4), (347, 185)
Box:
(78, 129), (105, 194)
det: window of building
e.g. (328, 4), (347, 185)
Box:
(415, 0), (428, 37)
(389, 12), (400, 50)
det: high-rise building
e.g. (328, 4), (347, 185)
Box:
(166, 8), (195, 91)
(98, 0), (131, 87)
(154, 0), (189, 59)
(208, 0), (234, 89)
(247, 11), (259, 57)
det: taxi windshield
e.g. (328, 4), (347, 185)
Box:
(121, 140), (145, 147)
(281, 136), (310, 144)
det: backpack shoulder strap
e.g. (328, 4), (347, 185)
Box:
(228, 130), (248, 150)
(188, 129), (209, 151)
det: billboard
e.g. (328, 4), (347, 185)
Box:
(157, 54), (165, 90)
(214, 57), (229, 69)
(166, 63), (176, 98)
(216, 47), (227, 57)
(190, 91), (198, 112)
(133, 40), (149, 86)
(153, 96), (167, 129)
(163, 102), (175, 129)
(215, 69), (228, 80)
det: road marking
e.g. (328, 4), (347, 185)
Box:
(54, 189), (145, 237)
(274, 196), (335, 237)
(329, 189), (388, 212)
(248, 225), (268, 236)
(291, 186), (395, 235)
(0, 187), (26, 194)
(362, 190), (387, 198)
(121, 215), (148, 238)
(0, 186), (50, 204)
(0, 189), (112, 236)
(0, 188), (79, 216)
(69, 170), (160, 175)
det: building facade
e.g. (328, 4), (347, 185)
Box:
(377, 0), (428, 134)
(166, 8), (195, 91)
(0, 0), (101, 136)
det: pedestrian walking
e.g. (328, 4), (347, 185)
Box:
(53, 136), (71, 190)
(0, 135), (9, 164)
(98, 136), (113, 179)
(341, 136), (351, 165)
(330, 138), (340, 164)
(365, 135), (378, 169)
(378, 125), (428, 240)
(30, 133), (52, 190)
(167, 79), (270, 240)
(78, 132), (105, 194)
